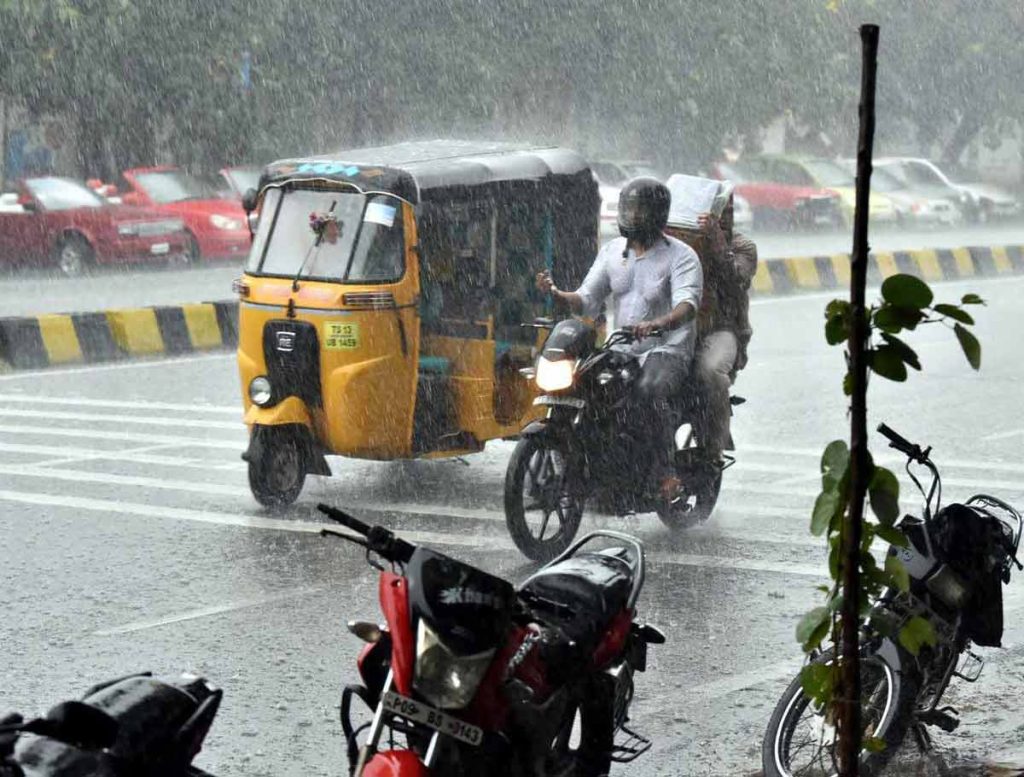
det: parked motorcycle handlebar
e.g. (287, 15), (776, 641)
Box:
(877, 423), (930, 464)
(317, 504), (415, 564)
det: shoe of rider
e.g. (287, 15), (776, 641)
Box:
(536, 178), (704, 487)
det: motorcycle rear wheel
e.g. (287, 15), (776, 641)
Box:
(544, 679), (614, 777)
(504, 435), (584, 562)
(762, 648), (918, 777)
(655, 441), (722, 530)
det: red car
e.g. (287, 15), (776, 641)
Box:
(118, 166), (251, 262)
(712, 159), (842, 229)
(0, 177), (190, 276)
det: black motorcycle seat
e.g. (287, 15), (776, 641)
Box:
(518, 551), (633, 651)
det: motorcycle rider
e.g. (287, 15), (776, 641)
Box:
(694, 193), (757, 464)
(536, 177), (703, 497)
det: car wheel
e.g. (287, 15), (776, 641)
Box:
(54, 235), (94, 277)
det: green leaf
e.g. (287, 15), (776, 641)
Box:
(898, 615), (938, 655)
(842, 370), (853, 396)
(869, 346), (908, 382)
(824, 300), (851, 345)
(868, 466), (900, 525)
(821, 440), (850, 487)
(884, 553), (911, 591)
(876, 524), (909, 548)
(874, 305), (924, 333)
(881, 274), (934, 309)
(961, 293), (985, 305)
(811, 490), (840, 536)
(864, 736), (887, 753)
(879, 333), (921, 371)
(954, 323), (981, 370)
(800, 662), (834, 707)
(796, 606), (831, 651)
(932, 303), (974, 325)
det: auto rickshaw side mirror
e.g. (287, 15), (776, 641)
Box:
(241, 187), (258, 214)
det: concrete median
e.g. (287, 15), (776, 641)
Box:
(0, 301), (238, 371)
(1, 244), (1022, 370)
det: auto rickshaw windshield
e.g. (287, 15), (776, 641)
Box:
(245, 187), (405, 283)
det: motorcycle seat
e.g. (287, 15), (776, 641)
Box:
(518, 550), (633, 652)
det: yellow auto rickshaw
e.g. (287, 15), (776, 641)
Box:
(235, 140), (600, 506)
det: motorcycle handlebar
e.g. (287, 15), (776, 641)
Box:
(877, 423), (930, 464)
(317, 504), (415, 564)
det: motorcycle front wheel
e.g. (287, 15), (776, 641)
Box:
(762, 649), (918, 777)
(504, 435), (584, 562)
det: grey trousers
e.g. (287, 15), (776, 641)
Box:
(695, 330), (738, 458)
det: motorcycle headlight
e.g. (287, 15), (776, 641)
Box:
(210, 214), (243, 230)
(248, 376), (273, 406)
(535, 356), (575, 392)
(414, 620), (495, 710)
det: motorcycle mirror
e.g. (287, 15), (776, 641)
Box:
(347, 620), (383, 643)
(241, 187), (258, 214)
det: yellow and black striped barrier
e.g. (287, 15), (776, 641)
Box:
(0, 301), (238, 370)
(752, 245), (1024, 294)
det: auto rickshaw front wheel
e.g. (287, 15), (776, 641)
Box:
(247, 425), (310, 509)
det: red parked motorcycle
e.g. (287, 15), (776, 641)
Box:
(320, 504), (663, 777)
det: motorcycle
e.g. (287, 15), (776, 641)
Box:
(762, 423), (1023, 777)
(505, 318), (741, 561)
(0, 672), (220, 777)
(328, 503), (663, 776)
(1, 504), (663, 777)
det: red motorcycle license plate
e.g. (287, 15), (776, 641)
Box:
(381, 691), (483, 746)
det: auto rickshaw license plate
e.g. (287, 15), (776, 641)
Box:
(380, 691), (483, 746)
(323, 322), (360, 350)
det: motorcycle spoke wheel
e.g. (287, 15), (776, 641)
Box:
(505, 436), (584, 562)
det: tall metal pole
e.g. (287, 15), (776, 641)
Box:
(839, 23), (879, 776)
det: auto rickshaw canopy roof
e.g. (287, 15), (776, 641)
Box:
(258, 140), (594, 204)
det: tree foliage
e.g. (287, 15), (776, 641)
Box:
(1, 0), (1020, 177)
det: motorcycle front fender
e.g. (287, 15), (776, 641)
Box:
(361, 750), (428, 777)
(243, 396), (314, 429)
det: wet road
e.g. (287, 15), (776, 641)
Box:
(2, 276), (1024, 775)
(3, 224), (1024, 316)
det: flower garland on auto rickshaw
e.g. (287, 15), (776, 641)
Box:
(309, 210), (341, 243)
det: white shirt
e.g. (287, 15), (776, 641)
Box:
(575, 235), (703, 361)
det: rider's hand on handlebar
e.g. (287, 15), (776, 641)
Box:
(535, 271), (557, 296)
(632, 319), (663, 339)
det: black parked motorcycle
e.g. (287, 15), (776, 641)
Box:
(505, 319), (739, 561)
(762, 423), (1023, 777)
(0, 673), (219, 777)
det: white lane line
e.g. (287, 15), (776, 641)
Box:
(0, 442), (245, 471)
(0, 424), (243, 450)
(0, 464), (250, 497)
(0, 394), (238, 414)
(985, 429), (1024, 441)
(94, 587), (326, 636)
(0, 489), (825, 578)
(0, 409), (240, 430)
(0, 352), (234, 381)
(744, 443), (1024, 476)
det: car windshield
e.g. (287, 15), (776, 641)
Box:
(803, 160), (853, 187)
(246, 188), (405, 283)
(134, 170), (217, 203)
(225, 168), (260, 194)
(25, 177), (105, 211)
(904, 162), (948, 188)
(870, 167), (904, 193)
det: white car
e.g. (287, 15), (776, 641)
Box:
(876, 157), (1020, 223)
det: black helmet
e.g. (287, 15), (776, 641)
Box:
(617, 177), (670, 243)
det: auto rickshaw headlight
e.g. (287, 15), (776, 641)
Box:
(535, 357), (575, 392)
(248, 376), (273, 406)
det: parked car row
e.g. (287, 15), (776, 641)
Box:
(0, 166), (254, 276)
(590, 152), (1021, 235)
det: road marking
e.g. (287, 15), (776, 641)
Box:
(744, 443), (1024, 476)
(0, 393), (238, 414)
(0, 408), (240, 430)
(0, 442), (246, 471)
(985, 429), (1024, 441)
(0, 489), (826, 579)
(94, 587), (326, 636)
(0, 423), (243, 449)
(0, 351), (233, 381)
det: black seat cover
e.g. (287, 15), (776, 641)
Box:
(518, 550), (633, 651)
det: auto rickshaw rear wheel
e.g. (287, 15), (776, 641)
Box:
(248, 426), (308, 509)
